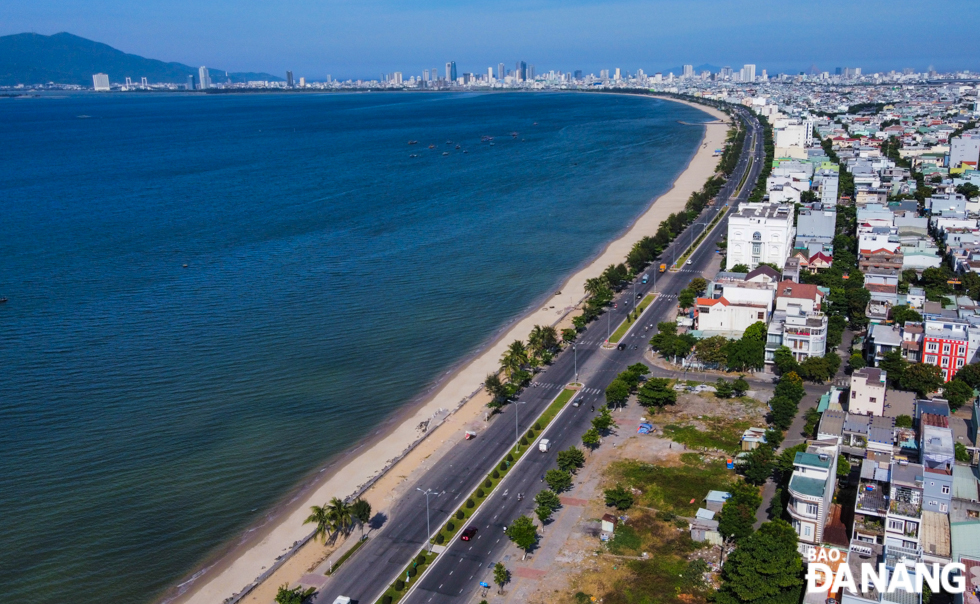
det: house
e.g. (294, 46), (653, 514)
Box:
(919, 414), (954, 514)
(703, 490), (731, 512)
(601, 514), (618, 533)
(922, 318), (973, 381)
(787, 443), (839, 554)
(854, 453), (892, 544)
(740, 427), (768, 451)
(727, 202), (797, 270)
(764, 281), (828, 371)
(817, 410), (846, 443)
(796, 207), (837, 248)
(849, 368), (888, 416)
(885, 461), (924, 549)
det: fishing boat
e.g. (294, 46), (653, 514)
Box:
(442, 152), (449, 156)
(0, 297), (7, 303)
(428, 145), (435, 149)
(455, 145), (460, 149)
(408, 140), (418, 145)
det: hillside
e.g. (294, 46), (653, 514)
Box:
(0, 32), (281, 86)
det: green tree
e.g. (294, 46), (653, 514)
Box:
(774, 372), (805, 403)
(582, 428), (600, 453)
(742, 446), (775, 486)
(955, 363), (980, 390)
(484, 373), (507, 408)
(556, 447), (586, 473)
(715, 520), (804, 604)
(326, 497), (354, 536)
(715, 379), (734, 399)
(900, 363), (943, 397)
(772, 346), (799, 375)
(943, 379), (975, 410)
(894, 414), (913, 428)
(500, 340), (529, 378)
(695, 335), (730, 366)
(956, 442), (972, 463)
(727, 321), (767, 371)
(591, 406), (617, 433)
(891, 305), (922, 326)
(304, 504), (333, 543)
(733, 376), (750, 397)
(535, 504), (553, 524)
(837, 455), (851, 479)
(678, 288), (696, 309)
(688, 277), (709, 295)
(275, 585), (315, 604)
(717, 481), (761, 542)
(534, 489), (562, 513)
(561, 327), (578, 342)
(730, 264), (750, 273)
(637, 377), (677, 409)
(351, 498), (372, 537)
(878, 350), (908, 386)
(849, 353), (866, 371)
(545, 469), (573, 493)
(775, 444), (808, 477)
(769, 396), (798, 431)
(493, 562), (511, 594)
(604, 378), (630, 408)
(505, 515), (539, 560)
(604, 485), (635, 510)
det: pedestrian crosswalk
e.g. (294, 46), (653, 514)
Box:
(579, 387), (603, 395)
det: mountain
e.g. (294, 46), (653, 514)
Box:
(0, 32), (282, 86)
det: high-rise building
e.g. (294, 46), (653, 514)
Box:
(614, 67), (621, 80)
(92, 73), (110, 91)
(198, 66), (211, 90)
(187, 74), (195, 90)
(488, 67), (494, 81)
(393, 72), (403, 85)
(445, 62), (452, 81)
(423, 69), (430, 82)
(516, 61), (527, 82)
(141, 77), (148, 88)
(299, 77), (306, 87)
(527, 65), (535, 80)
(573, 70), (583, 80)
(286, 71), (294, 87)
(682, 64), (694, 78)
(599, 69), (609, 80)
(721, 66), (733, 79)
(497, 63), (505, 80)
(741, 64), (756, 82)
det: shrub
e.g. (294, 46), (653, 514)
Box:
(395, 579), (405, 591)
(416, 554), (426, 565)
(492, 469), (500, 479)
(526, 429), (535, 439)
(506, 453), (514, 462)
(456, 510), (464, 520)
(447, 521), (455, 532)
(407, 566), (417, 578)
(534, 422), (542, 430)
(466, 498), (475, 508)
(382, 596), (392, 604)
(476, 488), (485, 498)
(520, 437), (529, 446)
(435, 534), (444, 544)
(484, 479), (492, 488)
(499, 462), (507, 472)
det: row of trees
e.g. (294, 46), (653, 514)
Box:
(305, 497), (372, 543)
(719, 124), (747, 176)
(604, 363), (652, 407)
(878, 349), (979, 407)
(650, 321), (769, 373)
(746, 115), (775, 203)
(772, 345), (841, 383)
(484, 325), (560, 409)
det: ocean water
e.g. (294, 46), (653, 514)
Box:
(0, 91), (709, 603)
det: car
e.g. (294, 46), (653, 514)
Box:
(617, 343), (626, 350)
(686, 259), (692, 265)
(636, 293), (642, 299)
(461, 527), (478, 541)
(572, 398), (581, 407)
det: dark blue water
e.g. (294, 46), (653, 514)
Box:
(0, 91), (709, 603)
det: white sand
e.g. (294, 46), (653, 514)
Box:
(168, 96), (729, 604)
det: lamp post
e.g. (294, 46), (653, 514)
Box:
(573, 344), (578, 383)
(416, 487), (442, 552)
(514, 400), (527, 451)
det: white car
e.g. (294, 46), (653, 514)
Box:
(686, 259), (693, 265)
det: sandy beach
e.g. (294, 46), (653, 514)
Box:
(167, 95), (730, 604)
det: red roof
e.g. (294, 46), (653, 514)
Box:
(809, 252), (833, 264)
(921, 413), (949, 429)
(775, 280), (822, 302)
(697, 297), (730, 307)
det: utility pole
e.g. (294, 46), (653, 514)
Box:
(416, 488), (442, 552)
(514, 400), (527, 451)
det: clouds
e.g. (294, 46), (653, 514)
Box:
(3, 0), (975, 78)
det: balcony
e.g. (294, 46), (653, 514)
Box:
(853, 514), (885, 536)
(889, 499), (922, 519)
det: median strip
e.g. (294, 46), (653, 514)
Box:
(673, 205), (729, 268)
(608, 294), (656, 344)
(373, 387), (576, 604)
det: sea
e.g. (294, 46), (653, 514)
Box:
(0, 91), (710, 604)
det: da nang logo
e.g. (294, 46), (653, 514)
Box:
(805, 548), (968, 594)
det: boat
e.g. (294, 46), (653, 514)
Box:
(462, 150), (468, 154)
(442, 152), (449, 156)
(446, 140), (453, 144)
(510, 132), (518, 137)
(0, 297), (7, 303)
(408, 140), (418, 145)
(455, 145), (460, 149)
(489, 142), (494, 146)
(428, 145), (435, 149)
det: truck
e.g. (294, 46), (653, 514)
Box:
(658, 263), (667, 273)
(332, 597), (352, 604)
(641, 274), (649, 284)
(539, 439), (551, 452)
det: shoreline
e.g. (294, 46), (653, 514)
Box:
(163, 94), (730, 604)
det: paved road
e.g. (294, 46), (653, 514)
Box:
(313, 107), (764, 604)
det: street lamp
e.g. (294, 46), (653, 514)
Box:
(573, 344), (578, 383)
(416, 488), (442, 552)
(514, 400), (528, 451)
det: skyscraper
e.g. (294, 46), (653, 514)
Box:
(573, 70), (583, 80)
(683, 64), (694, 78)
(740, 64), (756, 82)
(488, 67), (494, 81)
(198, 66), (211, 90)
(527, 65), (535, 80)
(187, 74), (195, 90)
(423, 69), (430, 82)
(517, 61), (527, 82)
(445, 62), (457, 82)
(497, 63), (505, 80)
(92, 73), (110, 91)
(614, 67), (621, 80)
(286, 71), (294, 87)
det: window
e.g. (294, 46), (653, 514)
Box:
(958, 359), (966, 368)
(941, 503), (948, 513)
(927, 342), (939, 352)
(943, 343), (951, 354)
(870, 397), (877, 403)
(753, 231), (762, 241)
(926, 355), (938, 364)
(852, 391), (857, 399)
(752, 243), (762, 255)
(758, 312), (765, 320)
(941, 357), (949, 367)
(806, 503), (818, 516)
(959, 345), (966, 356)
(888, 519), (904, 531)
(942, 485), (950, 495)
(804, 525), (812, 537)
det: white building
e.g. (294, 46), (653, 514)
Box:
(773, 119), (814, 159)
(92, 73), (110, 91)
(849, 367), (887, 416)
(787, 443), (839, 553)
(694, 280), (775, 338)
(740, 64), (756, 83)
(949, 133), (980, 169)
(198, 66), (211, 90)
(727, 202), (796, 270)
(765, 281), (828, 369)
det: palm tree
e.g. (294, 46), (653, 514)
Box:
(304, 504), (332, 543)
(584, 277), (606, 298)
(327, 497), (353, 537)
(528, 326), (545, 357)
(500, 340), (528, 378)
(484, 372), (507, 404)
(538, 326), (558, 353)
(351, 498), (372, 537)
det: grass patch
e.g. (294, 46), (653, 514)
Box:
(734, 156), (754, 196)
(609, 294), (656, 343)
(607, 524), (643, 555)
(326, 537), (367, 575)
(675, 206), (730, 267)
(375, 550), (437, 604)
(661, 416), (751, 451)
(608, 456), (732, 517)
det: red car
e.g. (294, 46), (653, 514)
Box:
(461, 527), (478, 541)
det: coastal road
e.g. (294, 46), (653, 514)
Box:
(313, 107), (764, 604)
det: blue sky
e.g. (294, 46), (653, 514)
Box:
(5, 0), (977, 79)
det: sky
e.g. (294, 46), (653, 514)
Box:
(5, 0), (978, 80)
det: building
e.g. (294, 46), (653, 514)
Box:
(787, 443), (839, 553)
(682, 64), (694, 78)
(741, 64), (756, 83)
(516, 61), (526, 82)
(885, 461), (924, 549)
(765, 281), (828, 369)
(92, 73), (110, 91)
(446, 62), (457, 82)
(922, 318), (972, 381)
(198, 66), (211, 90)
(497, 63), (505, 80)
(849, 368), (887, 416)
(693, 276), (774, 338)
(919, 413), (954, 514)
(796, 207), (837, 248)
(949, 134), (980, 170)
(727, 202), (796, 270)
(286, 71), (294, 87)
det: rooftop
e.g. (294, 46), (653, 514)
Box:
(789, 474), (827, 498)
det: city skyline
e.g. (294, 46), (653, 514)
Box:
(3, 0), (978, 79)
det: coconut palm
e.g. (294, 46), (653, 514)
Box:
(537, 326), (558, 353)
(351, 498), (372, 537)
(584, 277), (607, 298)
(304, 504), (333, 543)
(528, 326), (545, 357)
(500, 340), (529, 378)
(326, 497), (353, 536)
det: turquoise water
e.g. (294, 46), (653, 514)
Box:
(0, 91), (709, 603)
